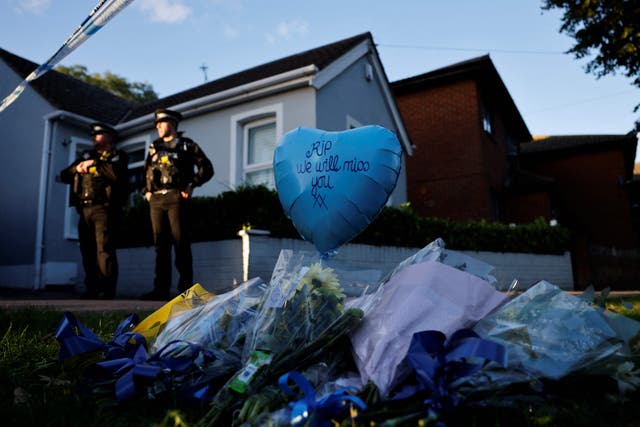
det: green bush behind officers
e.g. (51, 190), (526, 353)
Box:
(60, 122), (129, 299)
(141, 108), (214, 300)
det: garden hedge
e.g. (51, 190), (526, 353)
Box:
(117, 185), (571, 255)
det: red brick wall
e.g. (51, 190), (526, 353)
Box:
(396, 80), (508, 221)
(505, 192), (551, 223)
(522, 149), (635, 248)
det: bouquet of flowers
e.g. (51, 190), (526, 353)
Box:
(473, 280), (640, 381)
(397, 281), (639, 417)
(350, 259), (507, 397)
(201, 250), (367, 426)
(143, 277), (268, 397)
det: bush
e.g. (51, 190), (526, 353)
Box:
(118, 186), (571, 254)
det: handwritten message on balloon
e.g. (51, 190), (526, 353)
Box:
(274, 126), (402, 256)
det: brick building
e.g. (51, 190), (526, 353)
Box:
(519, 134), (639, 288)
(392, 55), (640, 289)
(391, 55), (532, 222)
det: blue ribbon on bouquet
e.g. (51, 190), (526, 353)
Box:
(278, 371), (366, 427)
(403, 329), (507, 417)
(95, 339), (209, 402)
(54, 311), (145, 360)
(54, 311), (107, 359)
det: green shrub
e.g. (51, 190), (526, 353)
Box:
(117, 186), (571, 254)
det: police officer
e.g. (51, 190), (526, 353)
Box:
(141, 108), (214, 300)
(60, 123), (129, 299)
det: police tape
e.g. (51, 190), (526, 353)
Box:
(0, 0), (135, 113)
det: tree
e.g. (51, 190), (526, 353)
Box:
(55, 64), (159, 104)
(542, 0), (640, 128)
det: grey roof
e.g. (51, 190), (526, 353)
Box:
(390, 55), (531, 142)
(0, 48), (134, 124)
(126, 32), (373, 121)
(2, 32), (377, 126)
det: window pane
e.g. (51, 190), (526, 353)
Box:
(248, 122), (276, 165)
(246, 169), (275, 188)
(127, 148), (145, 164)
(129, 166), (145, 192)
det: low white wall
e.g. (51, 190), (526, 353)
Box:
(117, 239), (244, 297)
(91, 234), (575, 297)
(242, 235), (575, 292)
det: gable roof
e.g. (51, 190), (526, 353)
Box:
(2, 33), (412, 153)
(390, 55), (531, 142)
(125, 32), (374, 121)
(0, 48), (134, 124)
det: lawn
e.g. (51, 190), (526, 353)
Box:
(1, 296), (639, 427)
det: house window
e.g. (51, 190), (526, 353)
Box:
(118, 139), (148, 197)
(244, 118), (276, 188)
(346, 115), (362, 129)
(63, 137), (92, 239)
(230, 103), (283, 189)
(482, 108), (493, 135)
(64, 137), (149, 240)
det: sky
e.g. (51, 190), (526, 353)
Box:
(1, 0), (639, 160)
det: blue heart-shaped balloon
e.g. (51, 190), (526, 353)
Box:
(273, 125), (402, 256)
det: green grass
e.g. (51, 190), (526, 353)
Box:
(1, 298), (639, 426)
(0, 309), (209, 426)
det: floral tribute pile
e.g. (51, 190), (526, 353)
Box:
(54, 240), (640, 426)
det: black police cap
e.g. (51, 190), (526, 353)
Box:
(154, 109), (182, 125)
(89, 122), (118, 138)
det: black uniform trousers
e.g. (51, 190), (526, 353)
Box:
(149, 190), (193, 294)
(78, 204), (118, 298)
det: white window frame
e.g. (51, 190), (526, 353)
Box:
(346, 114), (362, 129)
(118, 137), (149, 170)
(63, 136), (150, 239)
(64, 136), (92, 240)
(118, 136), (150, 198)
(243, 118), (277, 187)
(230, 103), (283, 188)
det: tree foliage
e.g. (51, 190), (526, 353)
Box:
(55, 64), (159, 104)
(542, 0), (640, 127)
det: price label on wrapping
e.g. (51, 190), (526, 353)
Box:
(229, 350), (273, 393)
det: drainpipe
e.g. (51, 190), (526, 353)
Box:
(34, 111), (94, 290)
(34, 117), (54, 290)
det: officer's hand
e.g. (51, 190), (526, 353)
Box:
(180, 184), (193, 199)
(145, 192), (152, 202)
(76, 160), (95, 174)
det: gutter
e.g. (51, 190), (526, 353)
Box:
(118, 64), (319, 135)
(34, 110), (94, 290)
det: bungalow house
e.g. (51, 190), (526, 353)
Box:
(0, 32), (411, 290)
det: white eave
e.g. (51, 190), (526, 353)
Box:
(312, 39), (412, 155)
(117, 38), (412, 156)
(119, 64), (318, 135)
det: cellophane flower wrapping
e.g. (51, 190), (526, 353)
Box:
(380, 238), (498, 287)
(239, 250), (367, 377)
(349, 242), (508, 398)
(201, 250), (370, 425)
(151, 277), (268, 370)
(133, 283), (214, 347)
(235, 360), (361, 426)
(473, 280), (640, 381)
